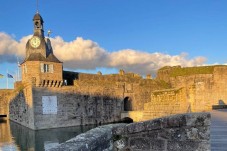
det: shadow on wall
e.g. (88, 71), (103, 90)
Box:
(123, 97), (132, 111)
(9, 87), (130, 130)
(120, 117), (133, 123)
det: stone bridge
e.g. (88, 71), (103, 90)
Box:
(50, 112), (210, 151)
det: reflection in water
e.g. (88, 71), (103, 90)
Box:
(0, 119), (96, 151)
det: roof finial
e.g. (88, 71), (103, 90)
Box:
(48, 30), (52, 37)
(36, 0), (39, 13)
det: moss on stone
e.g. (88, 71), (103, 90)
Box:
(169, 66), (215, 77)
(159, 65), (227, 77)
(156, 80), (171, 89)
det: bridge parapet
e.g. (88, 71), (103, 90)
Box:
(114, 112), (211, 151)
(48, 112), (210, 151)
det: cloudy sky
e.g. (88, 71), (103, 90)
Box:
(1, 0), (227, 88)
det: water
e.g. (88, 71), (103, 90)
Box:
(0, 118), (96, 151)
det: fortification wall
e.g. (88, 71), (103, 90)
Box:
(143, 88), (189, 120)
(74, 72), (168, 111)
(32, 87), (122, 129)
(0, 89), (15, 118)
(9, 85), (121, 130)
(9, 70), (169, 130)
(9, 85), (35, 129)
(169, 74), (213, 111)
(212, 66), (227, 105)
(154, 65), (227, 116)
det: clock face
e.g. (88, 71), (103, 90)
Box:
(30, 36), (41, 48)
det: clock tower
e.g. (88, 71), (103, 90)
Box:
(21, 12), (63, 87)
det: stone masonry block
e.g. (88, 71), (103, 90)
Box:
(185, 112), (211, 127)
(186, 127), (210, 141)
(114, 137), (128, 150)
(144, 118), (162, 130)
(165, 114), (187, 128)
(142, 131), (158, 139)
(150, 139), (166, 151)
(129, 138), (150, 150)
(127, 122), (145, 134)
(167, 141), (210, 151)
(112, 124), (127, 135)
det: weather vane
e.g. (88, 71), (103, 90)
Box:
(36, 0), (39, 13)
(48, 30), (52, 37)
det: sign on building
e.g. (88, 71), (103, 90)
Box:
(42, 96), (58, 114)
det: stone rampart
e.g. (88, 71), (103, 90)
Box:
(10, 85), (124, 130)
(0, 89), (15, 118)
(9, 85), (35, 129)
(48, 112), (210, 151)
(156, 65), (227, 114)
(142, 88), (189, 121)
(74, 72), (168, 111)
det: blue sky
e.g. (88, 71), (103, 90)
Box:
(1, 0), (227, 88)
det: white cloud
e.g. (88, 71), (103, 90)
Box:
(0, 32), (207, 75)
(0, 32), (31, 62)
(107, 50), (206, 74)
(50, 36), (108, 69)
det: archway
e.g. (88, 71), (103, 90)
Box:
(124, 97), (132, 111)
(120, 117), (133, 123)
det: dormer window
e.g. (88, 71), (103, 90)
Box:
(41, 63), (53, 73)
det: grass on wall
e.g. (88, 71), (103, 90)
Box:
(159, 65), (227, 77)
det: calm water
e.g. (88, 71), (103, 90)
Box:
(0, 118), (96, 151)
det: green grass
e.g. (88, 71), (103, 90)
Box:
(159, 65), (227, 77)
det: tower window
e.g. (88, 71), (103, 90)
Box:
(35, 22), (39, 29)
(44, 64), (49, 72)
(41, 63), (54, 73)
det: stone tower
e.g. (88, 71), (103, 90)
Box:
(21, 12), (63, 87)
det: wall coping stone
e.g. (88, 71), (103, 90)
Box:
(113, 112), (211, 135)
(48, 123), (126, 151)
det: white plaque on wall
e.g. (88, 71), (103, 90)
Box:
(42, 96), (58, 114)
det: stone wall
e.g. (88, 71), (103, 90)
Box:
(9, 85), (35, 129)
(0, 89), (15, 118)
(49, 112), (210, 151)
(49, 124), (126, 151)
(113, 112), (210, 151)
(154, 65), (227, 116)
(10, 84), (125, 130)
(8, 68), (168, 130)
(143, 88), (189, 121)
(74, 72), (168, 111)
(32, 87), (122, 129)
(8, 65), (227, 129)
